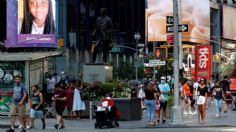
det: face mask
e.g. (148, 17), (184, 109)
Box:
(161, 80), (165, 83)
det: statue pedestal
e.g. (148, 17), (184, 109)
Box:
(83, 63), (113, 83)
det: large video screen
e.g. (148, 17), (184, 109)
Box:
(146, 0), (210, 43)
(223, 5), (236, 41)
(6, 0), (57, 48)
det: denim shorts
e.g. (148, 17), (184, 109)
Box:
(30, 109), (43, 118)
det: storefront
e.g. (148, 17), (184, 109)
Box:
(0, 51), (61, 115)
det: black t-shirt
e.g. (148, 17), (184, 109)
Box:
(144, 88), (156, 100)
(197, 85), (208, 96)
(213, 87), (223, 100)
(220, 79), (231, 92)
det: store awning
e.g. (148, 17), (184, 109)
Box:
(0, 51), (62, 61)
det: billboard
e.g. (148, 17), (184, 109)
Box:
(223, 5), (236, 41)
(146, 0), (210, 43)
(195, 45), (212, 81)
(6, 0), (57, 48)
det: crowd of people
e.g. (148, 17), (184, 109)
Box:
(6, 72), (86, 132)
(131, 75), (234, 127)
(4, 71), (235, 131)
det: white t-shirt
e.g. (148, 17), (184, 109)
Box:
(31, 21), (45, 34)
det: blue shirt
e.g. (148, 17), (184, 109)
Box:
(12, 83), (26, 105)
(158, 83), (170, 101)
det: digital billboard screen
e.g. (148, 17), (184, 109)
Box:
(146, 0), (210, 44)
(6, 0), (57, 48)
(223, 5), (236, 41)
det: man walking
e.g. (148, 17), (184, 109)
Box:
(6, 75), (27, 132)
(158, 77), (170, 123)
(29, 85), (46, 129)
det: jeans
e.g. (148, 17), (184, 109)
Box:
(145, 99), (155, 122)
(214, 99), (223, 115)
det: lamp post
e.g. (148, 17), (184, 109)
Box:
(134, 32), (141, 81)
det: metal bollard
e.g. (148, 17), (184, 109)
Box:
(89, 101), (93, 120)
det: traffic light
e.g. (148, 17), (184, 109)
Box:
(57, 38), (64, 48)
(155, 47), (167, 60)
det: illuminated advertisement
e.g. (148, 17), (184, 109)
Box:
(146, 0), (210, 43)
(6, 0), (56, 48)
(195, 45), (212, 81)
(223, 5), (236, 41)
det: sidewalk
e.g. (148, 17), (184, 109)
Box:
(1, 105), (236, 129)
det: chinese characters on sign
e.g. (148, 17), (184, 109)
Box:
(195, 45), (212, 81)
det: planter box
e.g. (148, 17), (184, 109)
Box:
(81, 98), (142, 121)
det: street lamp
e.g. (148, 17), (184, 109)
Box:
(134, 32), (141, 80)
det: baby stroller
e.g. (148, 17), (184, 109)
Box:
(94, 98), (120, 129)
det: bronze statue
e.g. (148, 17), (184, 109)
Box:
(91, 8), (114, 63)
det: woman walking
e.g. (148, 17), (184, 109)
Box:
(65, 81), (75, 120)
(197, 78), (208, 124)
(72, 80), (85, 120)
(52, 84), (67, 129)
(144, 82), (157, 127)
(212, 81), (225, 117)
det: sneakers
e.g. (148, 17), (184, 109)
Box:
(26, 125), (31, 129)
(183, 111), (188, 115)
(6, 128), (14, 132)
(193, 111), (198, 115)
(18, 125), (22, 129)
(54, 124), (59, 129)
(59, 125), (65, 129)
(215, 114), (219, 117)
(189, 111), (194, 115)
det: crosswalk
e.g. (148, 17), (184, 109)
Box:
(220, 128), (236, 131)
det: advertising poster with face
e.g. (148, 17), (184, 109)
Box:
(6, 0), (56, 48)
(146, 0), (210, 43)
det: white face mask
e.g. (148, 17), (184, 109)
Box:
(161, 80), (165, 84)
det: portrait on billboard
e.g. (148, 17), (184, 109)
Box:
(146, 0), (210, 43)
(18, 0), (55, 34)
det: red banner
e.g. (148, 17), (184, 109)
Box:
(195, 45), (212, 81)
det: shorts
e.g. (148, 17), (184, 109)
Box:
(56, 107), (65, 116)
(30, 109), (43, 118)
(160, 101), (167, 110)
(10, 103), (26, 117)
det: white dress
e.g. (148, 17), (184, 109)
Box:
(72, 88), (85, 111)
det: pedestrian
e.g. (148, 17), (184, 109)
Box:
(158, 77), (170, 124)
(182, 78), (192, 115)
(65, 80), (75, 120)
(52, 84), (67, 129)
(46, 74), (56, 107)
(196, 78), (208, 124)
(212, 81), (225, 117)
(128, 88), (137, 98)
(220, 75), (231, 92)
(72, 80), (85, 120)
(155, 96), (160, 125)
(6, 75), (27, 132)
(29, 85), (46, 129)
(144, 82), (157, 127)
(138, 84), (146, 109)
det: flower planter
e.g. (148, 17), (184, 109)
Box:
(81, 98), (142, 121)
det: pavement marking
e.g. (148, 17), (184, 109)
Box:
(221, 128), (236, 131)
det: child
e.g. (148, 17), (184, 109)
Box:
(155, 97), (160, 125)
